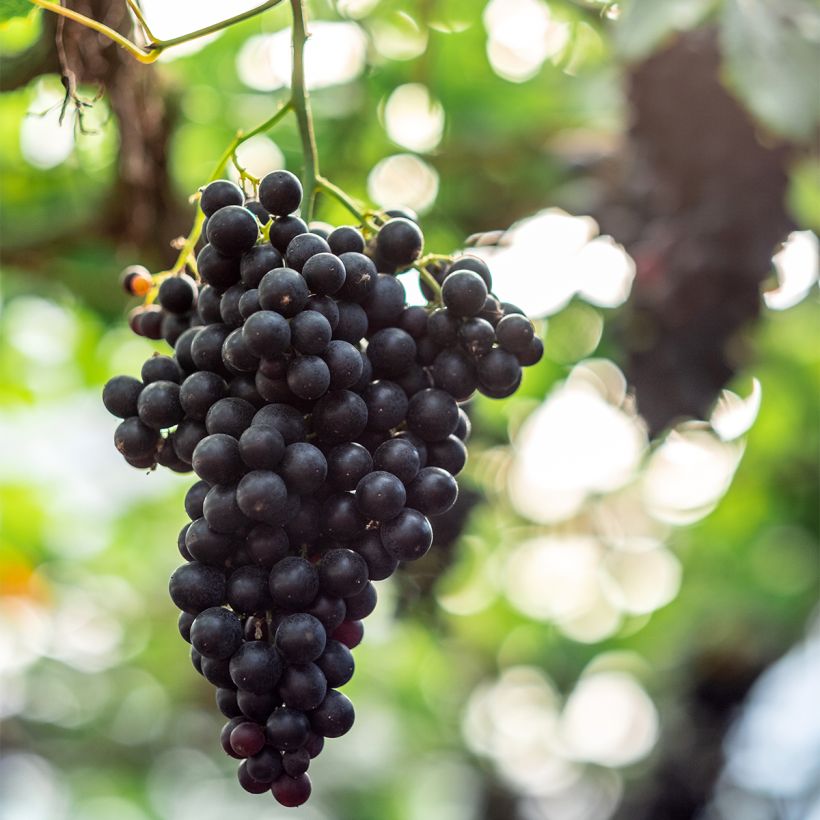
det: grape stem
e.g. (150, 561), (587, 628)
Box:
(413, 265), (444, 303)
(316, 177), (379, 232)
(29, 0), (286, 63)
(289, 0), (319, 222)
(165, 100), (292, 275)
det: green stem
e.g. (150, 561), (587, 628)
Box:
(168, 99), (293, 274)
(148, 0), (286, 50)
(209, 100), (293, 183)
(289, 0), (320, 221)
(414, 265), (443, 303)
(31, 0), (285, 63)
(316, 176), (379, 230)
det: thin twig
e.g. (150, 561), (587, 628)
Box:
(29, 0), (285, 63)
(289, 0), (319, 221)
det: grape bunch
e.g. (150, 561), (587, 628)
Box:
(102, 170), (542, 806)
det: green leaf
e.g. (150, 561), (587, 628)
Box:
(721, 0), (820, 141)
(614, 0), (716, 60)
(0, 0), (34, 23)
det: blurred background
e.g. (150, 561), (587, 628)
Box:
(0, 1), (818, 819)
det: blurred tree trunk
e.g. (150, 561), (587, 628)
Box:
(600, 30), (794, 436)
(57, 1), (182, 253)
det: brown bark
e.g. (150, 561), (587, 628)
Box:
(57, 1), (183, 254)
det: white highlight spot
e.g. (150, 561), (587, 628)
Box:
(237, 23), (367, 91)
(368, 153), (439, 214)
(384, 84), (445, 153)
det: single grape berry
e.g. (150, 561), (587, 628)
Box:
(459, 317), (496, 358)
(302, 252), (346, 295)
(441, 269), (488, 318)
(376, 217), (424, 268)
(200, 179), (244, 216)
(338, 252), (377, 303)
(517, 335), (544, 367)
(191, 324), (232, 375)
(205, 397), (256, 438)
(432, 348), (478, 402)
(246, 524), (290, 568)
(258, 268), (309, 317)
(317, 548), (369, 598)
(323, 340), (364, 390)
(290, 310), (332, 355)
(184, 480), (210, 521)
(287, 356), (331, 401)
(373, 437), (420, 484)
(229, 640), (283, 694)
(158, 274), (197, 314)
(252, 402), (306, 444)
(355, 471), (406, 521)
(114, 416), (159, 460)
(362, 380), (408, 432)
(269, 556), (319, 610)
(316, 639), (355, 688)
(121, 265), (153, 297)
(311, 390), (368, 444)
(137, 380), (183, 430)
(361, 274), (407, 331)
(326, 442), (373, 491)
(332, 619), (364, 649)
(366, 327), (416, 378)
(226, 565), (272, 614)
(448, 254), (493, 291)
(141, 355), (182, 385)
(310, 689), (355, 738)
(380, 508), (433, 562)
(216, 687), (241, 718)
(278, 663), (327, 711)
(271, 772), (312, 807)
(327, 225), (365, 255)
(169, 562), (226, 613)
(258, 170), (303, 217)
(426, 434), (468, 475)
(192, 433), (243, 485)
(238, 424), (285, 470)
(306, 594), (347, 633)
(406, 388), (459, 442)
(190, 606), (243, 659)
(207, 205), (259, 257)
(279, 442), (327, 495)
(495, 313), (535, 354)
(179, 371), (228, 421)
(230, 721), (266, 758)
(477, 347), (521, 392)
(344, 582), (377, 621)
(282, 748), (311, 777)
(246, 747), (283, 783)
(237, 470), (288, 523)
(244, 199), (270, 224)
(103, 375), (143, 418)
(275, 613), (327, 664)
(236, 688), (278, 722)
(406, 466), (458, 516)
(202, 482), (247, 536)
